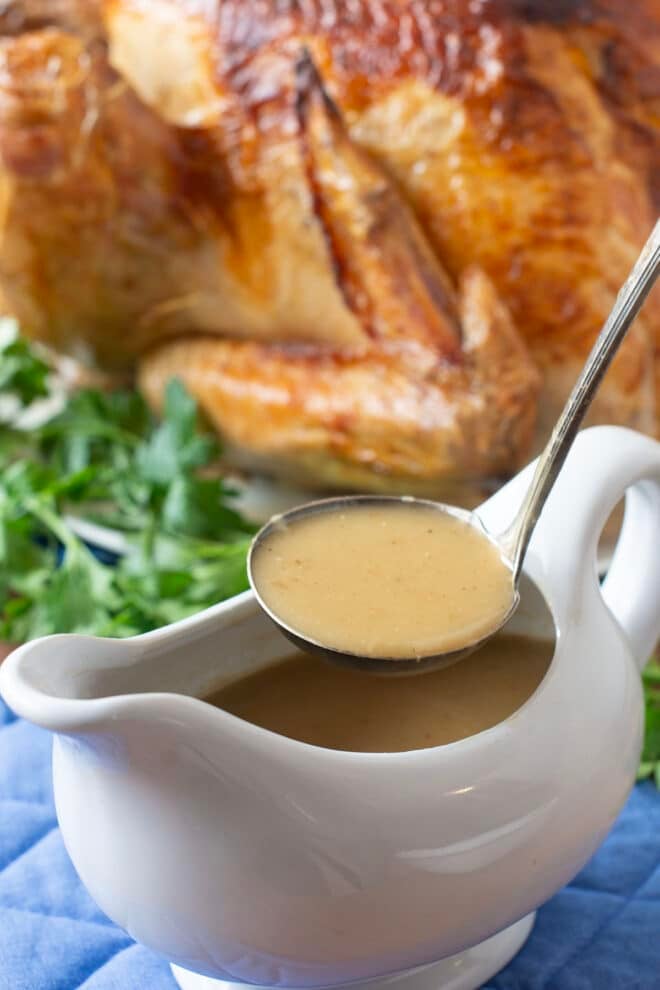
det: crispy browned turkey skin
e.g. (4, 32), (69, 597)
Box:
(0, 0), (657, 494)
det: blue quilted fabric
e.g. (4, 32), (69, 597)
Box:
(1, 695), (660, 990)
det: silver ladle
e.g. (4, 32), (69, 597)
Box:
(248, 220), (660, 674)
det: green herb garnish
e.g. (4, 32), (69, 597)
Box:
(638, 660), (660, 787)
(0, 324), (254, 641)
(0, 318), (50, 412)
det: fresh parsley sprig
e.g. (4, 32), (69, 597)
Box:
(0, 323), (255, 642)
(638, 661), (660, 787)
(0, 319), (50, 412)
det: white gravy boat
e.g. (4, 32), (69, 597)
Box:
(2, 426), (660, 990)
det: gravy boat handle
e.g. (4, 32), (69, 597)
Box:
(478, 425), (660, 671)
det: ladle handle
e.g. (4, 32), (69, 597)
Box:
(501, 219), (660, 581)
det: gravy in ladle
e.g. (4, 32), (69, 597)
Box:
(250, 503), (514, 661)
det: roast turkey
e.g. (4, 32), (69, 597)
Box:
(0, 0), (657, 495)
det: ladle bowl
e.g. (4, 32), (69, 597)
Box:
(248, 496), (519, 675)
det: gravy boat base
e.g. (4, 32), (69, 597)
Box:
(171, 913), (535, 990)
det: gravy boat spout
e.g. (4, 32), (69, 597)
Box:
(0, 634), (154, 738)
(0, 592), (265, 737)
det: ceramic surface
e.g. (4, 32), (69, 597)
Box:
(1, 426), (660, 989)
(170, 913), (536, 990)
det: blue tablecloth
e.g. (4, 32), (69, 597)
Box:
(1, 696), (659, 990)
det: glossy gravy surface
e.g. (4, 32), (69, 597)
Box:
(206, 635), (552, 752)
(251, 504), (514, 659)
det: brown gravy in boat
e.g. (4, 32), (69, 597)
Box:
(206, 634), (552, 753)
